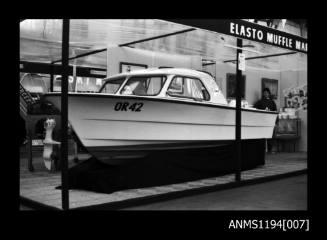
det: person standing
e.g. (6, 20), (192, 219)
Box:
(254, 88), (278, 153)
(254, 88), (277, 111)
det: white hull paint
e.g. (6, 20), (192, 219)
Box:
(44, 93), (277, 163)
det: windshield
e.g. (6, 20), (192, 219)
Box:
(120, 75), (167, 96)
(100, 77), (125, 94)
(20, 73), (49, 93)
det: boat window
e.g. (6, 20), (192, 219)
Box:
(20, 73), (49, 93)
(100, 78), (125, 94)
(167, 76), (210, 101)
(120, 76), (167, 96)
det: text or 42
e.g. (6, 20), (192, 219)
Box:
(114, 102), (144, 112)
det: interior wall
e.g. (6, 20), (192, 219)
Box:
(280, 70), (307, 107)
(215, 63), (281, 109)
(279, 69), (307, 151)
(278, 52), (307, 151)
(215, 56), (307, 152)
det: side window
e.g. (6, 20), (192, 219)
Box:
(167, 77), (183, 95)
(120, 76), (166, 96)
(167, 76), (210, 101)
(146, 76), (164, 95)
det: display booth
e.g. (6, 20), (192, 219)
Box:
(19, 19), (307, 210)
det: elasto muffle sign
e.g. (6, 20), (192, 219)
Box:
(166, 19), (307, 53)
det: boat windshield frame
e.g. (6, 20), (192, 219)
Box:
(98, 77), (127, 94)
(119, 74), (167, 96)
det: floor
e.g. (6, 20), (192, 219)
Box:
(19, 150), (307, 210)
(20, 174), (307, 211)
(122, 174), (307, 210)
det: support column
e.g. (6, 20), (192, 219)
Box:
(61, 19), (70, 210)
(235, 38), (243, 181)
(50, 63), (54, 92)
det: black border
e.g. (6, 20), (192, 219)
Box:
(15, 19), (314, 228)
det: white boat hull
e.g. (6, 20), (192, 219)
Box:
(44, 93), (277, 164)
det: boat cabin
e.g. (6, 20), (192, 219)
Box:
(99, 68), (228, 105)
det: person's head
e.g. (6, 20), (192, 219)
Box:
(262, 88), (271, 99)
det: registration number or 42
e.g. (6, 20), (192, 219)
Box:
(114, 102), (144, 112)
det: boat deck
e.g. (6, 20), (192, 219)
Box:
(20, 151), (307, 210)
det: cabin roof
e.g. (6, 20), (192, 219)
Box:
(105, 68), (213, 80)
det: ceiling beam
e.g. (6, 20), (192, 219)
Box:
(223, 51), (297, 63)
(51, 47), (107, 64)
(119, 28), (196, 47)
(51, 27), (196, 64)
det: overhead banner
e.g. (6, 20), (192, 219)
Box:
(165, 19), (307, 53)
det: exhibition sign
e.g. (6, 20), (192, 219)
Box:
(166, 19), (307, 53)
(238, 53), (246, 71)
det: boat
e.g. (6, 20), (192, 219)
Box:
(43, 68), (278, 164)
